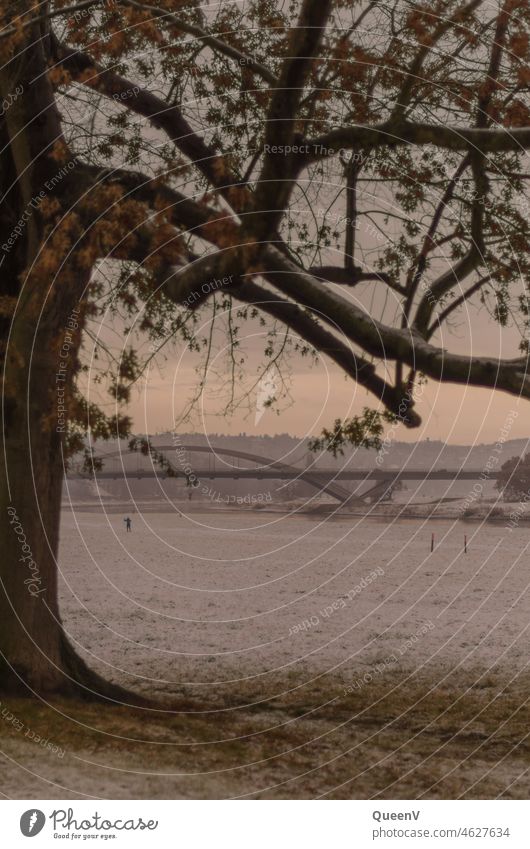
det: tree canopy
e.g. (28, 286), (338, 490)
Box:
(4, 0), (530, 451)
(496, 453), (530, 500)
(3, 0), (530, 697)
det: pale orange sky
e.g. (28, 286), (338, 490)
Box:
(113, 277), (529, 444)
(126, 350), (530, 445)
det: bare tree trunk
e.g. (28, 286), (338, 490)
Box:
(0, 316), (67, 694)
(0, 25), (147, 704)
(0, 314), (149, 702)
(0, 276), (144, 702)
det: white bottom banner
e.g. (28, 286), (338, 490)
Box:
(1, 800), (529, 848)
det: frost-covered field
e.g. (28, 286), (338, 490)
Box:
(58, 509), (530, 694)
(2, 509), (528, 800)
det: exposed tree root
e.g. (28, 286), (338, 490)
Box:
(0, 639), (159, 709)
(59, 637), (156, 708)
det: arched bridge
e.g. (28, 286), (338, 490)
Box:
(69, 444), (500, 505)
(69, 444), (355, 504)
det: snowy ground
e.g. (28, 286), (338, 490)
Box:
(57, 509), (530, 693)
(1, 509), (528, 800)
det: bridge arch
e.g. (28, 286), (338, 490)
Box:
(75, 444), (354, 504)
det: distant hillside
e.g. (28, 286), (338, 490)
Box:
(71, 432), (530, 477)
(64, 432), (530, 507)
(149, 432), (530, 471)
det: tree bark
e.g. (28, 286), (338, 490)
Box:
(1, 308), (73, 695)
(0, 22), (147, 704)
(0, 241), (146, 702)
(0, 301), (149, 703)
(0, 274), (148, 702)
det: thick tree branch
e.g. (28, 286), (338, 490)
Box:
(232, 280), (421, 426)
(303, 122), (530, 162)
(250, 0), (333, 239)
(260, 248), (530, 401)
